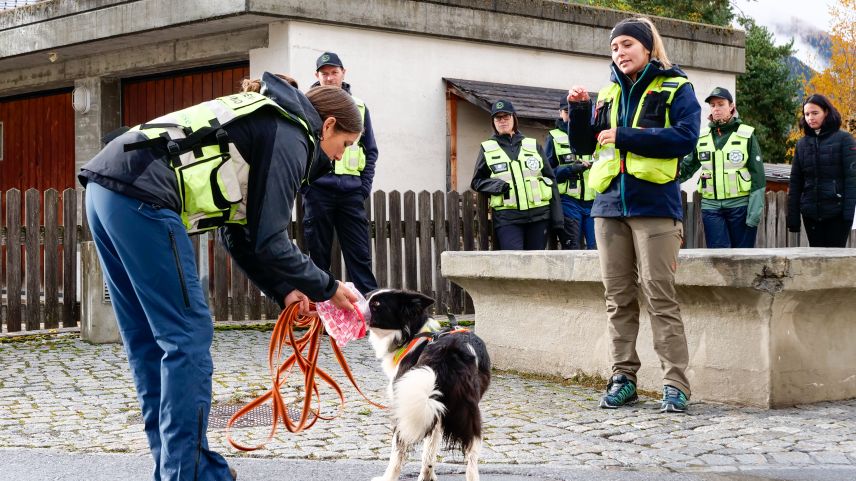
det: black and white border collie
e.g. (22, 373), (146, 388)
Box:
(364, 289), (491, 481)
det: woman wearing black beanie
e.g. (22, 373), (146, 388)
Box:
(566, 17), (701, 413)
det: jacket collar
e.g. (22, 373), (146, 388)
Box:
(707, 116), (742, 135)
(492, 131), (525, 145)
(609, 59), (688, 91)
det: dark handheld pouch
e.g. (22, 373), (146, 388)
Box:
(593, 100), (613, 132)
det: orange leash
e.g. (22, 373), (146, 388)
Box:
(226, 302), (385, 451)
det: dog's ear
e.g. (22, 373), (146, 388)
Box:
(409, 292), (435, 312)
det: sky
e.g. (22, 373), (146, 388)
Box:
(731, 0), (836, 70)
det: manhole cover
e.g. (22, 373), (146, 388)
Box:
(131, 402), (303, 428)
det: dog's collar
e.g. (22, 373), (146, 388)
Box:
(391, 319), (470, 367)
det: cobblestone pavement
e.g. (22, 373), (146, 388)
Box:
(1, 328), (855, 475)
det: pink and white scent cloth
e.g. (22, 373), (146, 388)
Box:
(316, 282), (370, 348)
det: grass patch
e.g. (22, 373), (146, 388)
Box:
(0, 333), (75, 344)
(494, 368), (659, 399)
(214, 322), (276, 333)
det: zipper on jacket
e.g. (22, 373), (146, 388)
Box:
(814, 137), (820, 217)
(169, 231), (191, 308)
(617, 63), (651, 217)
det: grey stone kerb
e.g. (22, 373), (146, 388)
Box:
(442, 248), (856, 408)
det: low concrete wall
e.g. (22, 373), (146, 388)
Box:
(442, 249), (856, 408)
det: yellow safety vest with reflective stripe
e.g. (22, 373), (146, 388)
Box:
(588, 76), (689, 193)
(129, 91), (313, 233)
(482, 137), (553, 211)
(334, 96), (367, 176)
(550, 128), (596, 201)
(696, 124), (754, 200)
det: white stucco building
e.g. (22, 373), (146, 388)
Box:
(0, 0), (744, 194)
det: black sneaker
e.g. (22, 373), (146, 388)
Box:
(599, 374), (638, 409)
(660, 385), (689, 413)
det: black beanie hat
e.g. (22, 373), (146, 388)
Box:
(610, 19), (654, 52)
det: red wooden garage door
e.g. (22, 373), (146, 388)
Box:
(122, 62), (250, 127)
(0, 89), (75, 192)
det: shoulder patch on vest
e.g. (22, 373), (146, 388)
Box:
(736, 124), (755, 138)
(661, 81), (679, 88)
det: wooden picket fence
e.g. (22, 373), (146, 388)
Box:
(1, 187), (853, 334)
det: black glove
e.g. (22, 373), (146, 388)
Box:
(786, 215), (800, 233)
(555, 166), (572, 183)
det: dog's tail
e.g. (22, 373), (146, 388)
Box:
(393, 366), (446, 445)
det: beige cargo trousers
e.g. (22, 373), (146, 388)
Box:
(594, 216), (691, 397)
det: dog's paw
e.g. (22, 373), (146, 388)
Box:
(416, 473), (437, 481)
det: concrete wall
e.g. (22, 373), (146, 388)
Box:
(443, 249), (856, 408)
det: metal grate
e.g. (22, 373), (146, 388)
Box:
(208, 402), (304, 429)
(102, 282), (111, 303)
(132, 402), (303, 428)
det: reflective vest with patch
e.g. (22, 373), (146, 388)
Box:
(588, 76), (689, 193)
(482, 138), (553, 211)
(334, 96), (367, 176)
(127, 91), (313, 233)
(696, 124), (754, 200)
(550, 128), (596, 201)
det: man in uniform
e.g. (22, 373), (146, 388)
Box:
(303, 52), (379, 294)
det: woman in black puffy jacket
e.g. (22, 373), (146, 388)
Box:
(787, 94), (856, 247)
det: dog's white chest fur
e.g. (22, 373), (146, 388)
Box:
(368, 328), (401, 380)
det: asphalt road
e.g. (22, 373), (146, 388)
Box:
(4, 449), (856, 481)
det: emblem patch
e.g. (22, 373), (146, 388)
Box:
(728, 151), (744, 164)
(525, 157), (541, 171)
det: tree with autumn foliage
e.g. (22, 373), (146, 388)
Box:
(803, 0), (855, 133)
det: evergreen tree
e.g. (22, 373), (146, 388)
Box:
(736, 16), (800, 163)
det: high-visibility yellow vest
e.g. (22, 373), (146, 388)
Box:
(549, 128), (596, 201)
(482, 137), (553, 211)
(588, 76), (689, 193)
(696, 124), (754, 199)
(334, 96), (367, 176)
(127, 91), (313, 233)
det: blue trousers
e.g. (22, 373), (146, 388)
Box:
(561, 197), (597, 249)
(701, 206), (757, 248)
(303, 189), (378, 295)
(494, 220), (549, 250)
(85, 183), (231, 481)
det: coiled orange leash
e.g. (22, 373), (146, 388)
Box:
(226, 302), (385, 451)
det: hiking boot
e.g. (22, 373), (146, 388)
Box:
(599, 374), (638, 408)
(660, 385), (689, 413)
